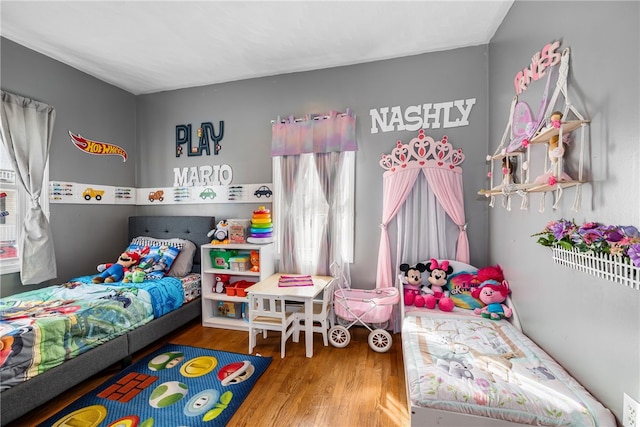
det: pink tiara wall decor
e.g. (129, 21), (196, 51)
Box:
(379, 130), (465, 175)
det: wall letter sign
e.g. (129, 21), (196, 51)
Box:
(176, 121), (224, 157)
(369, 98), (476, 134)
(513, 41), (562, 95)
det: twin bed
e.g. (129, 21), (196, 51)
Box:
(0, 215), (215, 425)
(400, 260), (616, 426)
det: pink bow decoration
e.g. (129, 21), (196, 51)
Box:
(430, 258), (449, 271)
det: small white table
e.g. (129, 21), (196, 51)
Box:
(247, 273), (333, 358)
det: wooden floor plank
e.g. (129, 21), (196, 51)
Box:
(5, 319), (409, 426)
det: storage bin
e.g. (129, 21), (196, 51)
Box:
(233, 280), (255, 297)
(217, 301), (243, 318)
(224, 280), (255, 297)
(209, 249), (238, 269)
(228, 219), (251, 243)
(229, 256), (251, 271)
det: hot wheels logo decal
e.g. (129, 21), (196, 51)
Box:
(69, 131), (128, 162)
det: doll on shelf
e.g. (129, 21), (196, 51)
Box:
(550, 111), (563, 129)
(501, 157), (516, 187)
(533, 134), (572, 186)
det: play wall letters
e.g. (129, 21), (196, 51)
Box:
(176, 121), (224, 157)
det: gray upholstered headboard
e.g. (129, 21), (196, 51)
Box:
(128, 216), (215, 273)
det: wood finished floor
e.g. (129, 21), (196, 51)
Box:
(6, 319), (409, 427)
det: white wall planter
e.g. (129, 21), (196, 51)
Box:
(552, 247), (640, 290)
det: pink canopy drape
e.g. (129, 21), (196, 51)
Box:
(375, 132), (468, 288)
(422, 167), (470, 263)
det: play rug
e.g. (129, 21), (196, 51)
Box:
(39, 344), (272, 427)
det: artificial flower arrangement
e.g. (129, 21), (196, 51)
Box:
(532, 219), (640, 267)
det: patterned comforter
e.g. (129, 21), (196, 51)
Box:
(0, 275), (185, 391)
(402, 311), (615, 426)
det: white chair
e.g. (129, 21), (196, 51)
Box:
(248, 293), (297, 358)
(293, 278), (336, 347)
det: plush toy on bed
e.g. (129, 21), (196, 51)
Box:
(423, 258), (455, 311)
(471, 279), (513, 320)
(123, 267), (146, 284)
(399, 262), (427, 307)
(93, 251), (142, 284)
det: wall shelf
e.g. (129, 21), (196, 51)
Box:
(552, 247), (640, 290)
(479, 47), (589, 212)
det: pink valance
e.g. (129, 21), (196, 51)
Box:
(271, 109), (357, 156)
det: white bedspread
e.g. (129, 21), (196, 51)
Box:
(402, 311), (615, 426)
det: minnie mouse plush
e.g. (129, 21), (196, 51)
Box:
(399, 262), (427, 307)
(424, 258), (455, 312)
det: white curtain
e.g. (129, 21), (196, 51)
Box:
(0, 90), (57, 284)
(272, 110), (356, 282)
(390, 176), (457, 332)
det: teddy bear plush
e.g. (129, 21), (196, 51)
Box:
(399, 262), (427, 307)
(423, 258), (455, 311)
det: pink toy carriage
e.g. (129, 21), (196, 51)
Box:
(329, 285), (399, 352)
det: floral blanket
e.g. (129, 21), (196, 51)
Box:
(0, 276), (184, 391)
(402, 312), (615, 426)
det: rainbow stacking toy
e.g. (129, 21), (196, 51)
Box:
(247, 206), (274, 244)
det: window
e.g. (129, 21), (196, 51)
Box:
(0, 143), (49, 274)
(273, 151), (354, 275)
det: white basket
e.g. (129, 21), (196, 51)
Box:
(552, 247), (640, 290)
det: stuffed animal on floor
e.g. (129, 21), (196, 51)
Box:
(399, 262), (427, 307)
(423, 258), (455, 311)
(93, 251), (142, 283)
(471, 279), (513, 320)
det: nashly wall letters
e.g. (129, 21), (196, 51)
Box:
(369, 98), (476, 134)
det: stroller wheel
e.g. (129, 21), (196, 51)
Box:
(335, 316), (350, 327)
(370, 321), (389, 330)
(329, 325), (351, 348)
(368, 329), (392, 353)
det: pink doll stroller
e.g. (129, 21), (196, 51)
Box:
(329, 282), (399, 353)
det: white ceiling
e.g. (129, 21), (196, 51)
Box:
(1, 1), (513, 95)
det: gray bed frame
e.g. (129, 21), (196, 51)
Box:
(0, 215), (215, 425)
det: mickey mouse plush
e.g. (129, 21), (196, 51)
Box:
(399, 262), (427, 307)
(424, 258), (455, 311)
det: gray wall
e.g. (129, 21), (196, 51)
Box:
(134, 46), (489, 284)
(0, 38), (137, 296)
(488, 1), (639, 423)
(1, 38), (490, 294)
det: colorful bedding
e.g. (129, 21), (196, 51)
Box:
(0, 275), (188, 391)
(70, 274), (185, 317)
(402, 311), (615, 426)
